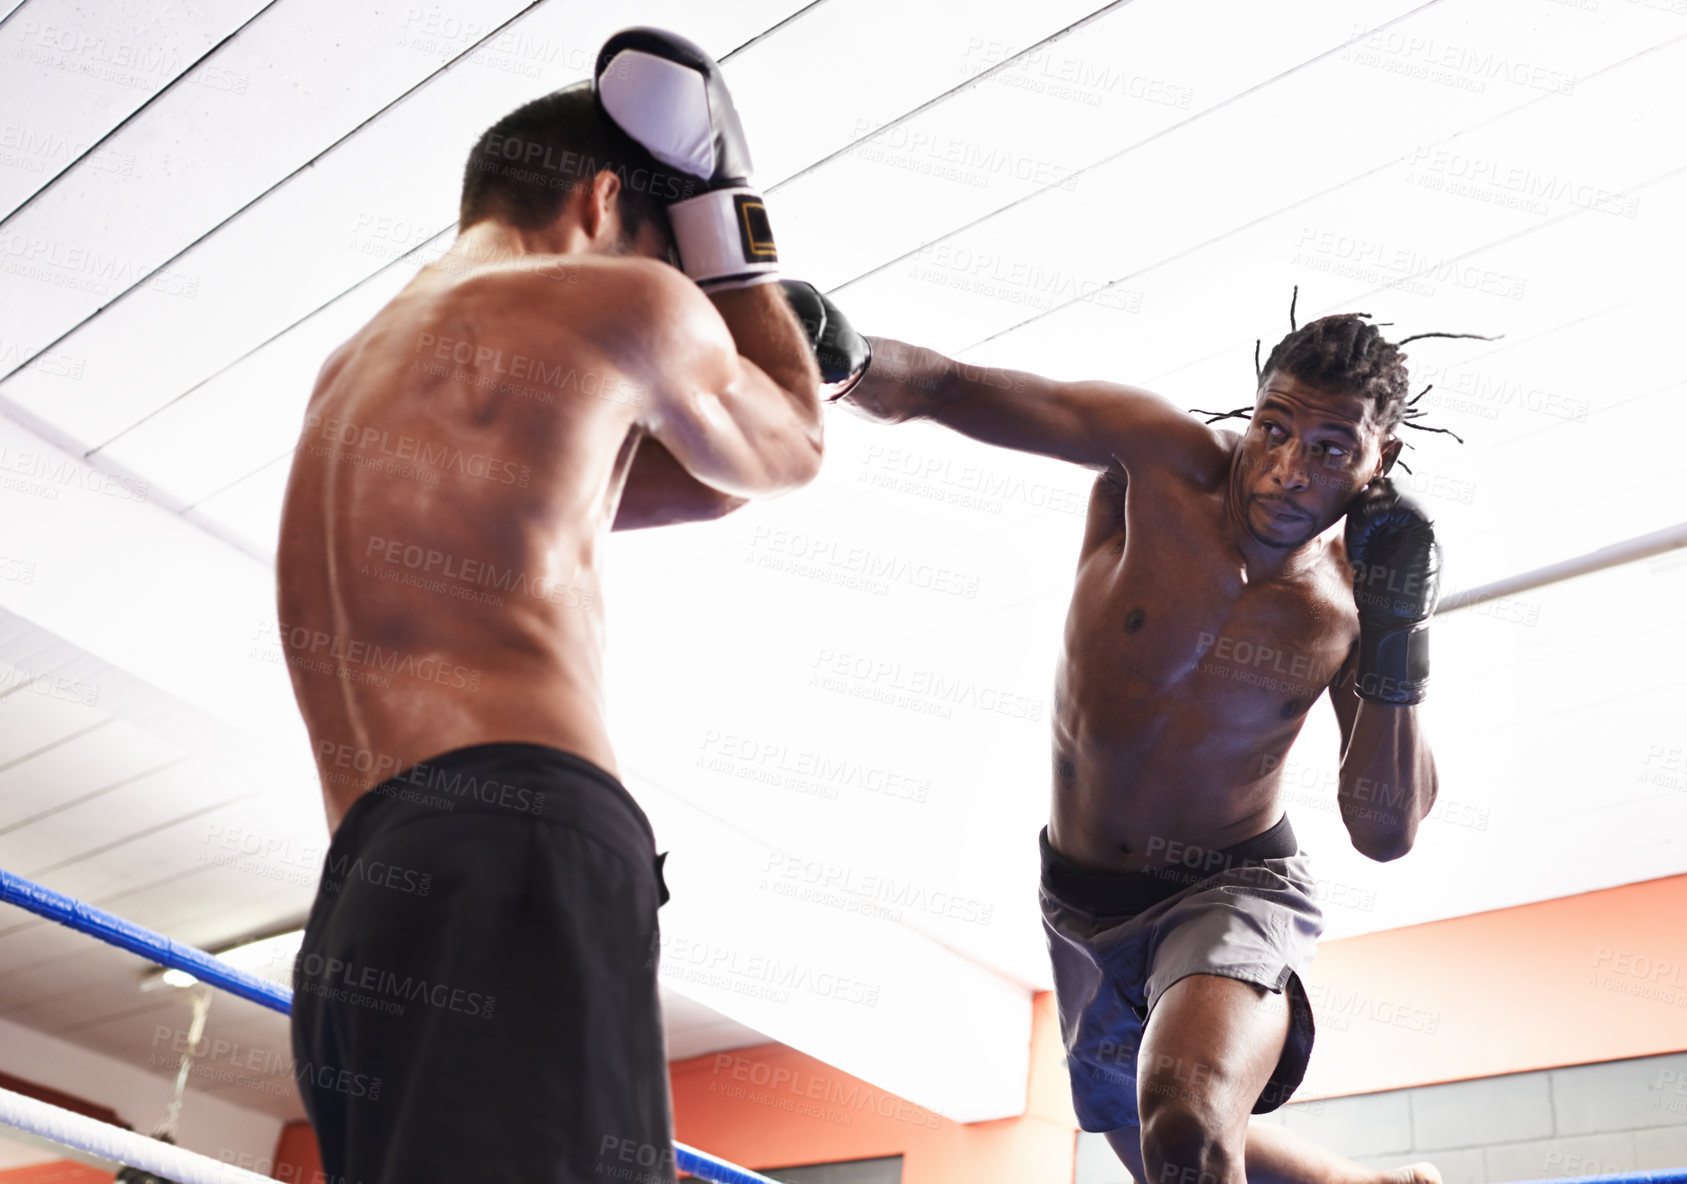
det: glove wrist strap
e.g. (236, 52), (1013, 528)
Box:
(1355, 622), (1431, 705)
(669, 187), (779, 290)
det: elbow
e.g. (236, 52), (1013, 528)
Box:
(1351, 829), (1415, 863)
(781, 436), (825, 492)
(774, 415), (825, 492)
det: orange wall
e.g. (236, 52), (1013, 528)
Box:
(269, 1119), (325, 1182)
(265, 875), (1687, 1182)
(670, 990), (1078, 1184)
(1300, 873), (1687, 1097)
(673, 876), (1687, 1179)
(0, 1165), (112, 1184)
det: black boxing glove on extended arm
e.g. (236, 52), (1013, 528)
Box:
(780, 280), (871, 400)
(595, 28), (777, 290)
(1344, 478), (1443, 705)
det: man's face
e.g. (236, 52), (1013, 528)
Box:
(1233, 371), (1391, 548)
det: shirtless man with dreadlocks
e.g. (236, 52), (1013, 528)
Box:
(839, 309), (1454, 1184)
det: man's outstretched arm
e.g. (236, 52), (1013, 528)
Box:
(1328, 650), (1439, 861)
(842, 336), (1219, 475)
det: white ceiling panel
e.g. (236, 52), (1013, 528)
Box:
(723, 0), (1109, 185)
(0, 715), (181, 831)
(93, 245), (428, 508)
(13, 761), (249, 878)
(0, 0), (817, 447)
(0, 0), (535, 358)
(773, 0), (1431, 288)
(835, 6), (1680, 359)
(183, 449), (295, 555)
(0, 0), (267, 219)
(0, 668), (111, 764)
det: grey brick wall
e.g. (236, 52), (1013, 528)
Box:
(765, 1155), (904, 1184)
(1073, 1052), (1687, 1184)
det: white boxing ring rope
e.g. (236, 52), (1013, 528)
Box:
(0, 1086), (276, 1184)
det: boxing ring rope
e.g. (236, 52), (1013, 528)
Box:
(0, 1086), (273, 1184)
(0, 868), (292, 1014)
(0, 866), (781, 1184)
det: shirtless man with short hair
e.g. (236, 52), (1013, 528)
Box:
(843, 315), (1443, 1184)
(278, 31), (862, 1183)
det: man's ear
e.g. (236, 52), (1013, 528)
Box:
(1377, 435), (1402, 478)
(582, 170), (622, 244)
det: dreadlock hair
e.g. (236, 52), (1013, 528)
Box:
(1260, 313), (1414, 431)
(1191, 288), (1493, 459)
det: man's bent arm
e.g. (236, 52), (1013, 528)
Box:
(633, 268), (824, 498)
(613, 435), (747, 531)
(1329, 654), (1439, 861)
(843, 336), (1213, 475)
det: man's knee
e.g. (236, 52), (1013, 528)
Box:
(1139, 1097), (1236, 1184)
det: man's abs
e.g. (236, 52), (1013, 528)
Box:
(276, 262), (645, 829)
(1047, 465), (1354, 872)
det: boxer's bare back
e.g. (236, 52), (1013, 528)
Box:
(278, 192), (820, 830)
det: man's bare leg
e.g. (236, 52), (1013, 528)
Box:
(1101, 974), (1440, 1184)
(1106, 1123), (1440, 1184)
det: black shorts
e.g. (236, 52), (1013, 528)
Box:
(291, 743), (675, 1184)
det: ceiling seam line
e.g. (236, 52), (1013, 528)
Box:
(88, 223), (456, 455)
(1130, 50), (1687, 385)
(825, 0), (1451, 297)
(86, 2), (1138, 453)
(93, 0), (852, 456)
(0, 757), (193, 837)
(59, 5), (1680, 522)
(0, 0), (551, 390)
(0, 0), (287, 231)
(23, 791), (264, 879)
(0, 0), (34, 36)
(180, 447), (296, 514)
(718, 0), (833, 62)
(0, 719), (113, 771)
(1153, 271), (1687, 400)
(957, 59), (1687, 360)
(116, 7), (1682, 467)
(763, 0), (1140, 195)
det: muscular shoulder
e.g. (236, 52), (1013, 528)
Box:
(458, 257), (718, 346)
(438, 257), (733, 401)
(1102, 385), (1231, 486)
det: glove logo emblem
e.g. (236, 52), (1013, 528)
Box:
(735, 195), (778, 262)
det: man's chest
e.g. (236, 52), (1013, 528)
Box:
(1069, 488), (1357, 709)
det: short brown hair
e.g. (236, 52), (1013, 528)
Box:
(458, 83), (690, 242)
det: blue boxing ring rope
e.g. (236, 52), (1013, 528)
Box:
(0, 865), (779, 1184)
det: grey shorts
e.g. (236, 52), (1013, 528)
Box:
(1040, 815), (1324, 1132)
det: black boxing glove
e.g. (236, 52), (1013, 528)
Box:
(781, 280), (871, 400)
(595, 28), (777, 290)
(1344, 478), (1442, 705)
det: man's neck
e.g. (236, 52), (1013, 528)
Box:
(446, 221), (581, 269)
